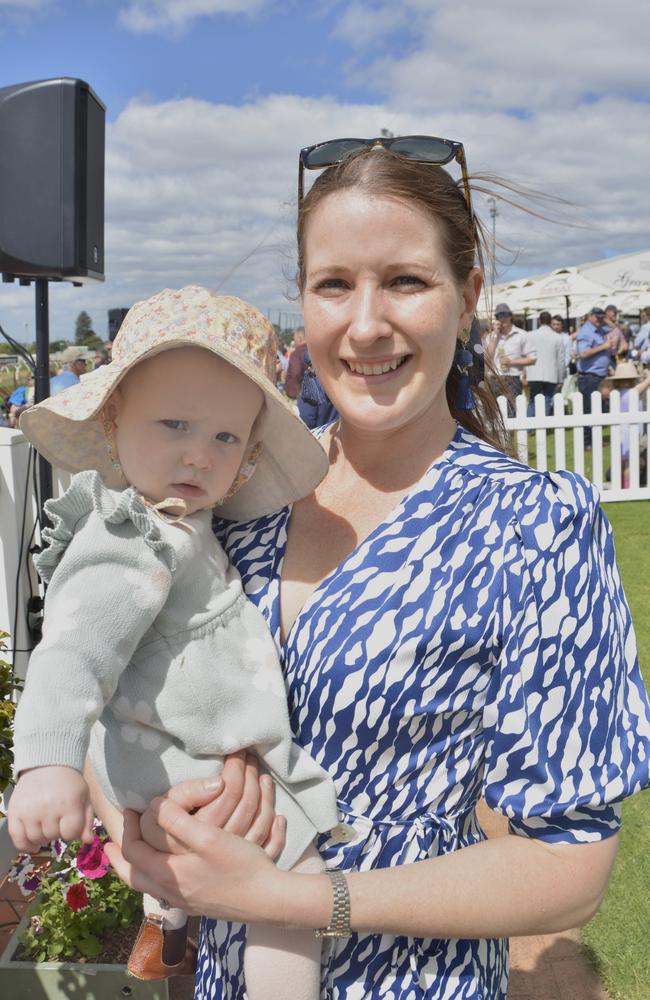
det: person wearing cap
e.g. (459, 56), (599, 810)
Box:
(485, 302), (535, 414)
(9, 287), (339, 994)
(49, 346), (88, 395)
(576, 307), (617, 446)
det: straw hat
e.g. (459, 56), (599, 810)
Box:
(21, 286), (328, 520)
(607, 361), (640, 382)
(58, 345), (88, 364)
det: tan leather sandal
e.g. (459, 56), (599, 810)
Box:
(127, 915), (198, 980)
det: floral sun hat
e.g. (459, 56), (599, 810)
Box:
(20, 286), (328, 520)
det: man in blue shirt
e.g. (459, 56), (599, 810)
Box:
(576, 307), (615, 446)
(50, 347), (87, 395)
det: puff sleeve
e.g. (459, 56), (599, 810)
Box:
(482, 470), (650, 843)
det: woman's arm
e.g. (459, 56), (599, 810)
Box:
(87, 752), (286, 857)
(105, 798), (618, 940)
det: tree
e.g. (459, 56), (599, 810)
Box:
(74, 311), (95, 345)
(81, 334), (103, 350)
(49, 339), (69, 354)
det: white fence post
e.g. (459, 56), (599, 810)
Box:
(514, 393), (527, 463)
(553, 392), (566, 470)
(533, 394), (547, 472)
(609, 390), (622, 491)
(570, 392), (585, 478)
(498, 387), (650, 502)
(0, 428), (38, 681)
(590, 391), (604, 491)
(628, 390), (640, 490)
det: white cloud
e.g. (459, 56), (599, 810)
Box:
(2, 21), (649, 347)
(118, 0), (267, 34)
(329, 1), (409, 49)
(341, 0), (649, 113)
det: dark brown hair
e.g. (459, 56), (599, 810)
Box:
(296, 147), (511, 454)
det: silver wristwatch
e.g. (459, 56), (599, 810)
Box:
(315, 869), (352, 939)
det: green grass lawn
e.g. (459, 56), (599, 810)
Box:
(580, 501), (650, 1000)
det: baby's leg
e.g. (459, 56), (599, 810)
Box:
(85, 761), (197, 979)
(127, 894), (196, 979)
(142, 894), (189, 963)
(244, 843), (324, 1000)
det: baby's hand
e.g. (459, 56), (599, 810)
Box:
(8, 766), (95, 853)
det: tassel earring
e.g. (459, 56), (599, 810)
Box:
(455, 328), (475, 411)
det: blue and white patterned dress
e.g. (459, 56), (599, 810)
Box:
(196, 424), (650, 1000)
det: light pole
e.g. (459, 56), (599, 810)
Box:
(487, 197), (498, 287)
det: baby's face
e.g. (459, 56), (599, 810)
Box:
(109, 347), (263, 514)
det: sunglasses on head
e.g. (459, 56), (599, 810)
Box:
(298, 134), (473, 221)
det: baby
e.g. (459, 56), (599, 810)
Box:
(8, 287), (339, 997)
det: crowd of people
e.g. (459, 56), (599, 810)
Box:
(0, 341), (113, 427)
(484, 301), (650, 485)
(485, 301), (650, 407)
(484, 301), (650, 416)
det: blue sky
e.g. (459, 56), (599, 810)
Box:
(0, 0), (648, 343)
(1, 1), (383, 114)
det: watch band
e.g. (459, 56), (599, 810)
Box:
(315, 869), (352, 939)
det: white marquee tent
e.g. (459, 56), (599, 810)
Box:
(486, 249), (650, 321)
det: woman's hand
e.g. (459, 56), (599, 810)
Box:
(104, 800), (288, 924)
(137, 751), (286, 859)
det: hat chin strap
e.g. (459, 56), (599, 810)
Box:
(101, 409), (128, 487)
(218, 441), (262, 505)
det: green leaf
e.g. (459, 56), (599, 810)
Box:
(78, 934), (102, 957)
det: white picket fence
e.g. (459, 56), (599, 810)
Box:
(498, 389), (650, 502)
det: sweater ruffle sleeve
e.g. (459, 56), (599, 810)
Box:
(35, 471), (176, 582)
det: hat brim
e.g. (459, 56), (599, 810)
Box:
(21, 341), (329, 520)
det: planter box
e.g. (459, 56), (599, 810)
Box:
(0, 908), (170, 999)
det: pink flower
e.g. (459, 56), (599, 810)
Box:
(75, 836), (110, 880)
(65, 882), (89, 912)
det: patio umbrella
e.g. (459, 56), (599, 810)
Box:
(515, 268), (612, 327)
(591, 287), (650, 314)
(480, 278), (535, 317)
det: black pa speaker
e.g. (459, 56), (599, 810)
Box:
(0, 77), (105, 282)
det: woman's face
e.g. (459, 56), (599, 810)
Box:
(300, 189), (481, 438)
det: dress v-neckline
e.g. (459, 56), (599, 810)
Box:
(276, 423), (467, 652)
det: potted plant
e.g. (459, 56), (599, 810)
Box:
(0, 827), (169, 998)
(0, 630), (169, 997)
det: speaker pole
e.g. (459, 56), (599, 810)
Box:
(34, 278), (53, 522)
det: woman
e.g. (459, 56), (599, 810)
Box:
(102, 137), (650, 999)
